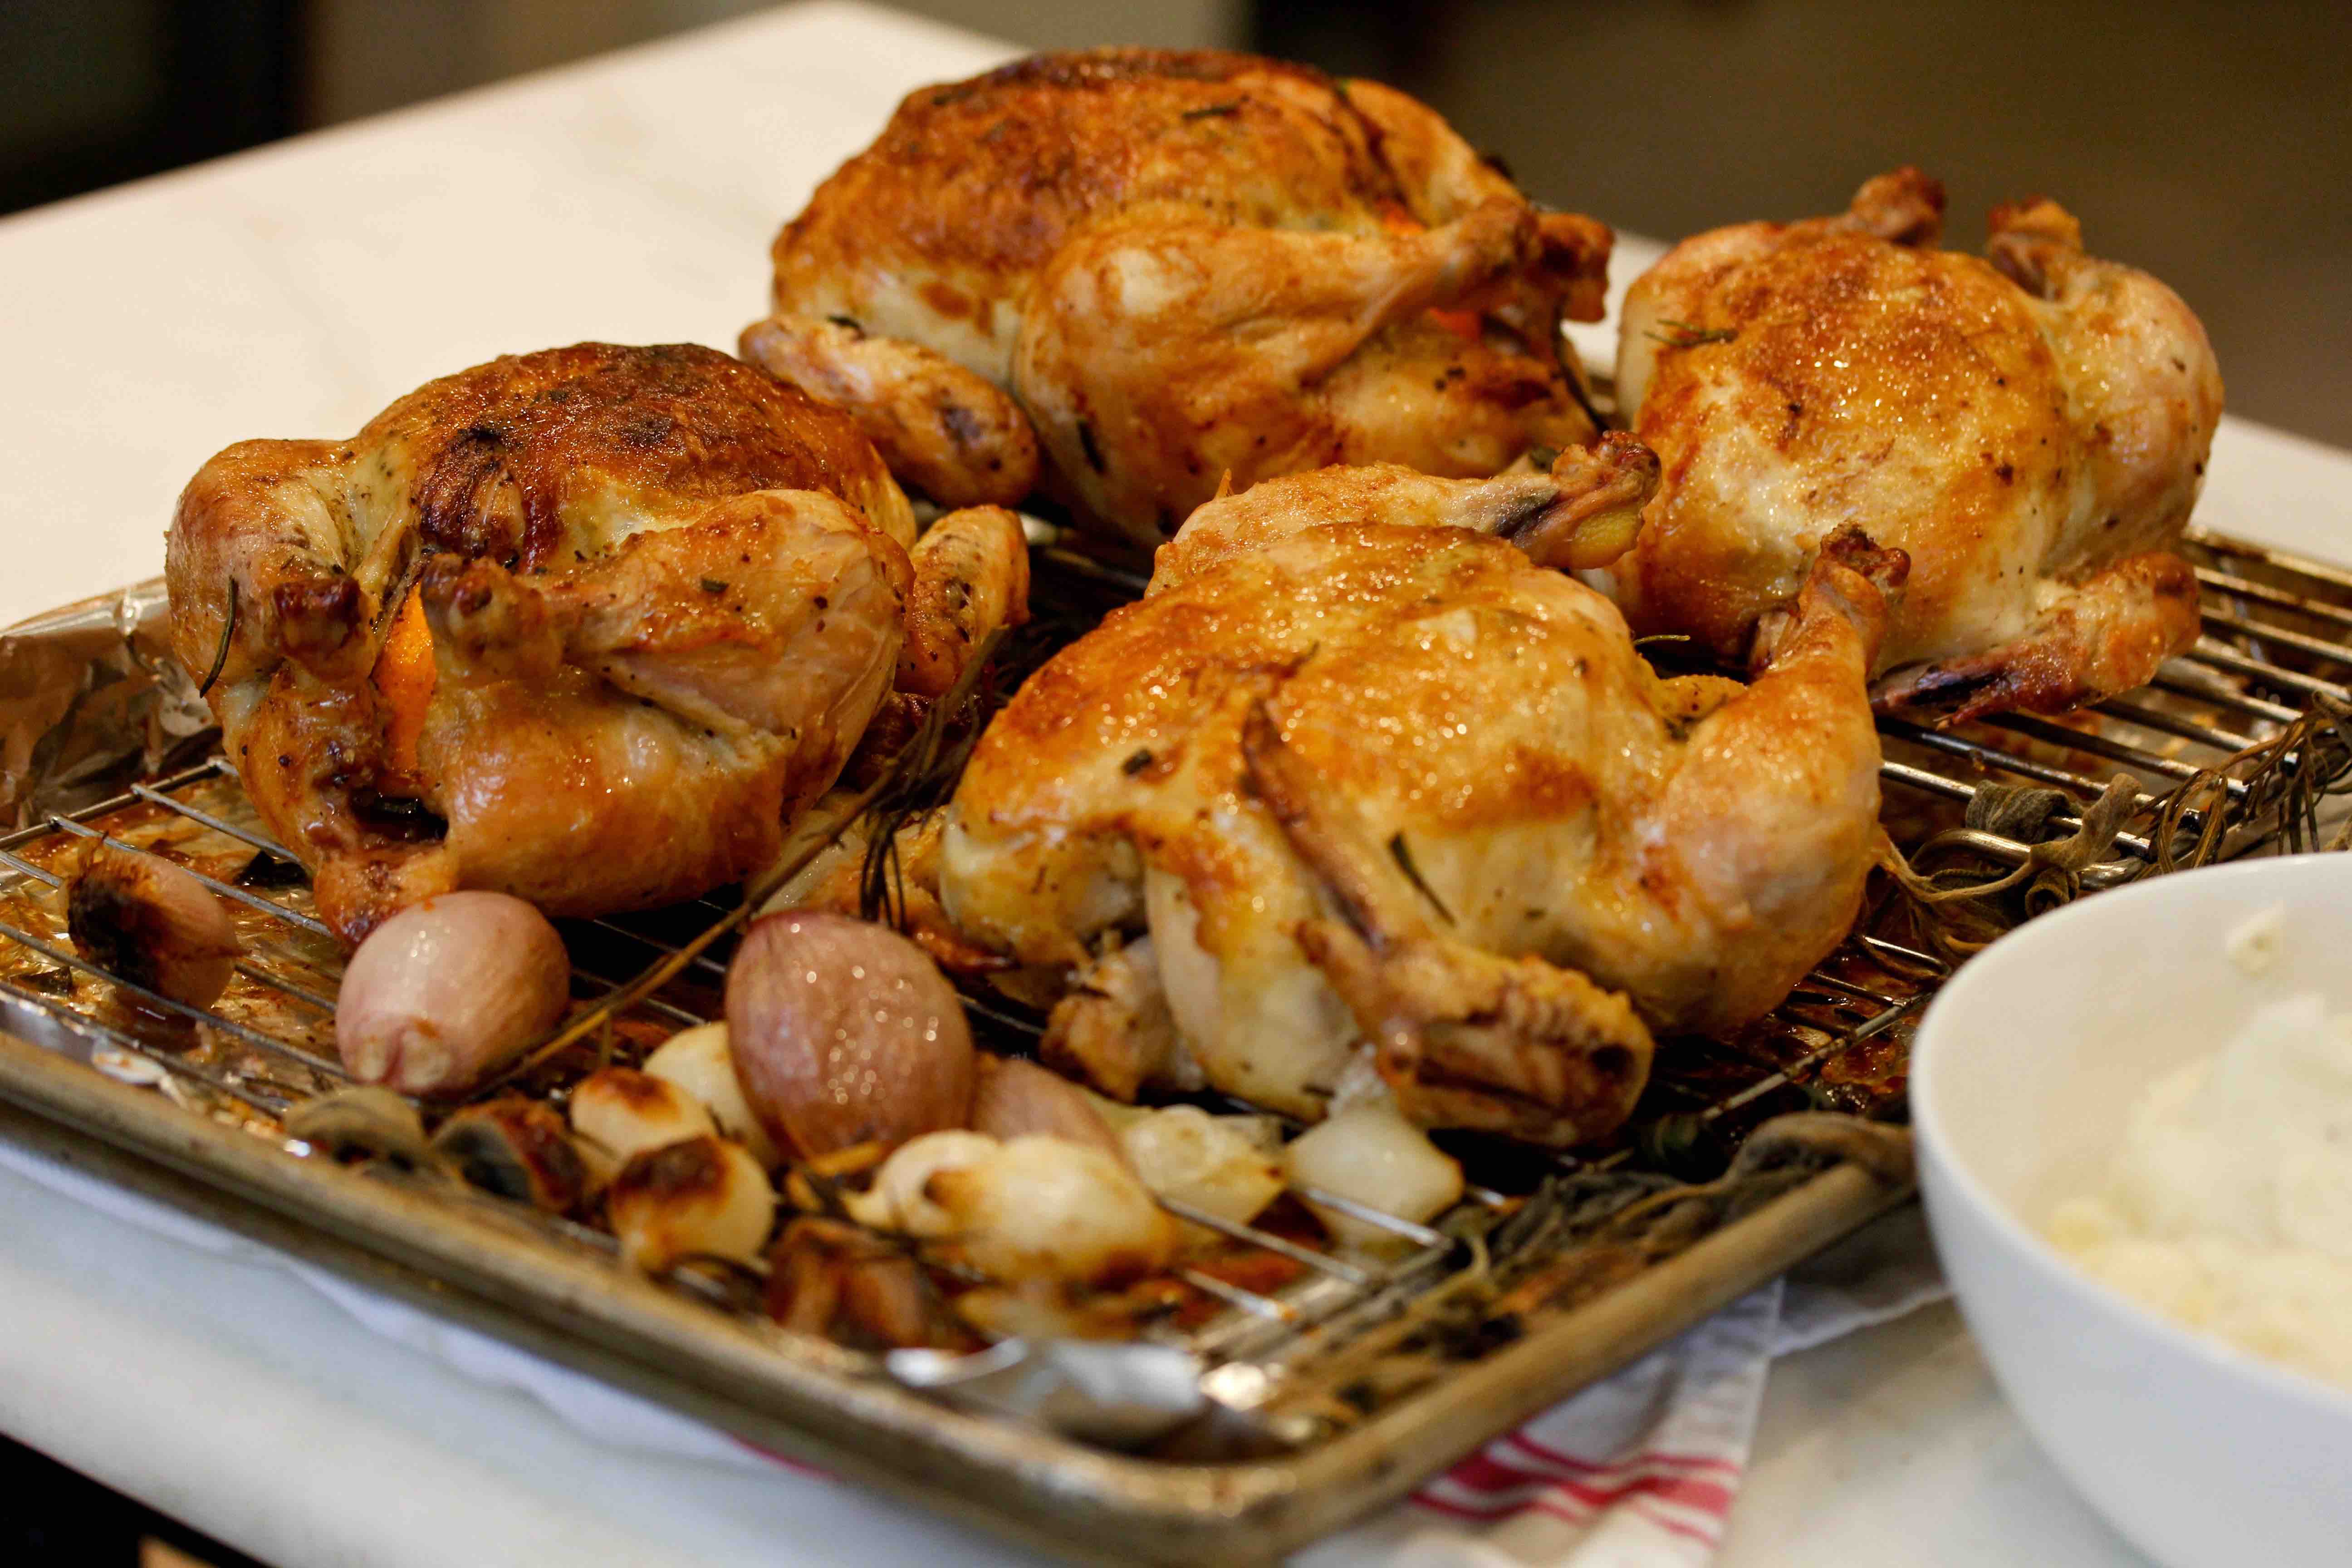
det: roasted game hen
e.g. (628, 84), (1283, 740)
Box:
(937, 446), (1905, 1146)
(1607, 168), (2222, 722)
(741, 49), (1613, 551)
(167, 343), (1026, 943)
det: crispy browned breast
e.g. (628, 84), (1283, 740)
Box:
(354, 342), (914, 566)
(774, 50), (1406, 331)
(753, 49), (1612, 547)
(167, 343), (921, 942)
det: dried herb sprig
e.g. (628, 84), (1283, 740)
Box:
(1880, 689), (2352, 961)
(196, 578), (236, 697)
(852, 547), (1142, 933)
(1880, 775), (2144, 960)
(1646, 320), (1738, 349)
(856, 680), (1000, 931)
(2162, 689), (2352, 862)
(1560, 364), (1614, 435)
(1387, 831), (1455, 925)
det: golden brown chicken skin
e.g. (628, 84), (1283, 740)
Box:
(745, 49), (1612, 549)
(1607, 169), (2221, 724)
(938, 456), (1905, 1146)
(167, 343), (1025, 943)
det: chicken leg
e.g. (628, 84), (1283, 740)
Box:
(1242, 702), (1652, 1146)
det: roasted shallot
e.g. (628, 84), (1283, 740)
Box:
(284, 1087), (431, 1166)
(765, 1216), (951, 1349)
(65, 843), (241, 1009)
(970, 1055), (1126, 1162)
(431, 1098), (590, 1213)
(335, 892), (571, 1098)
(725, 912), (973, 1160)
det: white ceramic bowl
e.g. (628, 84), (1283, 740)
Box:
(1912, 853), (2352, 1568)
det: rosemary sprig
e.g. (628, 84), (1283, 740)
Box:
(197, 578), (237, 697)
(851, 561), (1128, 930)
(1387, 831), (1455, 925)
(1560, 364), (1614, 435)
(1646, 320), (1738, 349)
(856, 675), (994, 931)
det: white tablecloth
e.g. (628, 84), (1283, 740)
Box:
(5, 4), (2349, 1563)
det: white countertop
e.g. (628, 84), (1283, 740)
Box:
(3, 5), (2349, 1564)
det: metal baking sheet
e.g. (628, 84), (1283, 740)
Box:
(4, 519), (2349, 1559)
(0, 1024), (1908, 1564)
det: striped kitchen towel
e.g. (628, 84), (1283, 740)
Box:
(1305, 1206), (1945, 1565)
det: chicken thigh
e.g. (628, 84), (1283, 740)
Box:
(742, 49), (1613, 551)
(168, 343), (1026, 943)
(937, 450), (1905, 1145)
(1608, 169), (2221, 722)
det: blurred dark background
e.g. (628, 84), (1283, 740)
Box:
(1264, 0), (2352, 448)
(4, 0), (2346, 441)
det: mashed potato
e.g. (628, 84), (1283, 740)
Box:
(2049, 993), (2352, 1391)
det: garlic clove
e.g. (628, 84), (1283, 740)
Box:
(642, 1022), (780, 1167)
(725, 911), (974, 1160)
(1283, 1103), (1464, 1253)
(926, 1136), (1179, 1287)
(607, 1134), (777, 1275)
(1121, 1104), (1285, 1234)
(568, 1066), (715, 1167)
(431, 1098), (590, 1213)
(66, 843), (242, 1009)
(335, 891), (571, 1098)
(573, 1135), (621, 1198)
(844, 1129), (1002, 1235)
